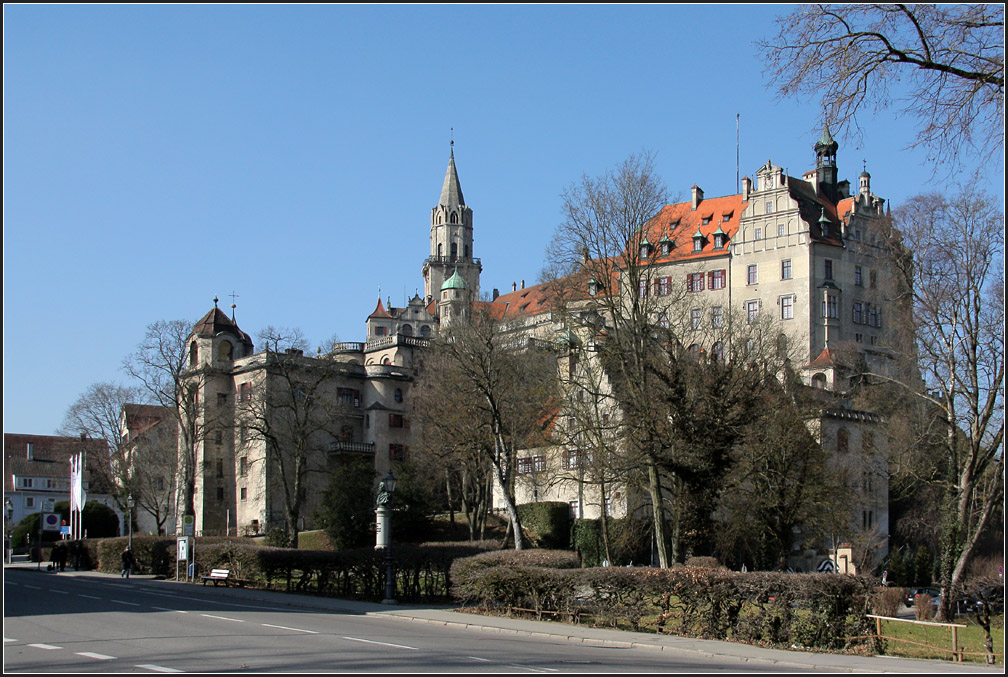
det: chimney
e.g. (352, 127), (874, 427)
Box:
(512, 282), (517, 292)
(691, 185), (704, 210)
(27, 443), (34, 460)
(492, 288), (499, 300)
(521, 280), (525, 289)
(741, 176), (751, 201)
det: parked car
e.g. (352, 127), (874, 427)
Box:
(904, 587), (940, 607)
(963, 586), (1005, 614)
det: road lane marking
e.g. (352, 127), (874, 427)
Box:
(23, 585), (42, 590)
(468, 656), (493, 662)
(152, 606), (188, 613)
(28, 643), (62, 650)
(507, 666), (557, 673)
(261, 623), (317, 634)
(342, 636), (418, 651)
(136, 664), (184, 673)
(4, 637), (18, 643)
(78, 594), (101, 599)
(77, 651), (115, 660)
(50, 589), (69, 595)
(201, 613), (244, 622)
(110, 599), (141, 606)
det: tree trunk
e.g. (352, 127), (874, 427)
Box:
(646, 459), (669, 567)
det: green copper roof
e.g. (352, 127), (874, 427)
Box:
(441, 269), (467, 291)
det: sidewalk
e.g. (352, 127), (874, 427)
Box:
(4, 558), (1002, 673)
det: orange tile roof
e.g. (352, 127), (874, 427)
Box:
(641, 193), (746, 263)
(368, 297), (394, 320)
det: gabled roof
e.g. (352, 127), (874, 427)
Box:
(785, 177), (845, 246)
(641, 193), (747, 262)
(122, 403), (173, 439)
(4, 433), (108, 492)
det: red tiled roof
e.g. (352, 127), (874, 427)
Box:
(368, 297), (394, 320)
(640, 193), (747, 263)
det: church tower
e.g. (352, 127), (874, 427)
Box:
(422, 143), (481, 305)
(814, 123), (840, 202)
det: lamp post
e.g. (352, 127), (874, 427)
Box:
(127, 494), (135, 550)
(4, 497), (13, 564)
(375, 470), (397, 604)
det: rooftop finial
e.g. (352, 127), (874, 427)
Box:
(213, 296), (219, 309)
(229, 291), (239, 320)
(450, 127), (454, 156)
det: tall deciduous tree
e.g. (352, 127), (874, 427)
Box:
(759, 4), (1005, 173)
(411, 308), (558, 550)
(123, 319), (210, 527)
(58, 381), (146, 510)
(236, 327), (352, 548)
(880, 188), (1004, 621)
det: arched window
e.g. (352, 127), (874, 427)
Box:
(219, 341), (233, 361)
(420, 325), (431, 337)
(189, 341), (199, 367)
(711, 341), (725, 361)
(401, 324), (414, 336)
(437, 243), (443, 258)
(812, 373), (827, 389)
(837, 428), (849, 453)
(451, 243), (458, 261)
(450, 213), (458, 224)
(688, 343), (702, 360)
(382, 357), (392, 365)
(394, 388), (403, 403)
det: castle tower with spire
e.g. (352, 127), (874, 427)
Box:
(422, 143), (481, 306)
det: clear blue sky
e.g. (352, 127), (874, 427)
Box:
(4, 4), (1002, 435)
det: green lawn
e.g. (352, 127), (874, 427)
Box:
(879, 615), (1004, 665)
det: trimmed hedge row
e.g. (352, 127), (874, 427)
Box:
(88, 535), (498, 603)
(450, 556), (876, 652)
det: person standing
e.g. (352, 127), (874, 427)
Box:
(121, 547), (135, 578)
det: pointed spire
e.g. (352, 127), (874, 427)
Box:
(439, 141), (465, 208)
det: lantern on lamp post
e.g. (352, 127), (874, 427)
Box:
(375, 470), (397, 604)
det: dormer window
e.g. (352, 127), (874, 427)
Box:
(714, 233), (726, 249)
(587, 278), (601, 296)
(692, 228), (705, 252)
(639, 239), (652, 259)
(701, 216), (712, 225)
(722, 212), (732, 222)
(661, 240), (673, 256)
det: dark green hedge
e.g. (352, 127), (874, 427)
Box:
(89, 535), (499, 603)
(450, 556), (876, 652)
(570, 518), (651, 567)
(517, 502), (571, 548)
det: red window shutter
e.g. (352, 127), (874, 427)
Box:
(707, 271), (714, 289)
(686, 274), (691, 291)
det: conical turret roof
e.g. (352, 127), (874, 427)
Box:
(439, 147), (465, 208)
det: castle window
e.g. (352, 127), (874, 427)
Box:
(216, 459), (224, 478)
(687, 272), (705, 292)
(239, 457), (248, 477)
(420, 325), (432, 337)
(714, 233), (726, 248)
(824, 259), (833, 279)
(776, 333), (789, 358)
(450, 213), (458, 224)
(437, 243), (443, 258)
(394, 388), (403, 403)
(854, 265), (863, 286)
(691, 308), (702, 329)
(822, 294), (838, 318)
(389, 444), (409, 462)
(451, 243), (458, 261)
(215, 429), (223, 445)
(747, 264), (758, 285)
(702, 216), (712, 225)
(711, 341), (725, 361)
(780, 295), (794, 320)
(216, 487), (224, 501)
(189, 341), (198, 367)
(853, 302), (863, 324)
(711, 306), (724, 328)
(812, 373), (827, 389)
(778, 223), (786, 236)
(638, 279), (649, 298)
(401, 324), (414, 336)
(746, 300), (759, 323)
(217, 393), (228, 407)
(765, 201), (773, 214)
(755, 227), (762, 240)
(240, 487), (247, 501)
(709, 269), (725, 290)
(219, 341), (233, 361)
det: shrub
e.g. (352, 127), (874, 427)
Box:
(685, 556), (725, 569)
(915, 593), (936, 620)
(517, 502), (570, 549)
(570, 518), (651, 567)
(872, 586), (904, 617)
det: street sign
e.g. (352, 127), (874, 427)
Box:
(182, 514), (195, 536)
(177, 536), (191, 561)
(41, 513), (61, 532)
(41, 499), (55, 513)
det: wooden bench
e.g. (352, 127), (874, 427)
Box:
(201, 568), (246, 588)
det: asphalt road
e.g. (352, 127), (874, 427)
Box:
(3, 568), (794, 673)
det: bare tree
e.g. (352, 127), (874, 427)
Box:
(235, 327), (353, 548)
(120, 404), (179, 535)
(877, 188), (1004, 621)
(57, 382), (146, 509)
(759, 4), (1005, 173)
(412, 308), (558, 550)
(123, 319), (210, 527)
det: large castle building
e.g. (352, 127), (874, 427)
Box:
(167, 130), (897, 570)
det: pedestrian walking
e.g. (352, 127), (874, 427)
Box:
(72, 541), (82, 570)
(121, 547), (135, 578)
(56, 542), (67, 572)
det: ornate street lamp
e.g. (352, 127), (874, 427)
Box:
(4, 497), (13, 564)
(127, 494), (135, 550)
(375, 470), (397, 604)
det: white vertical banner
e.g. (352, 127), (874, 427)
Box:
(69, 455), (78, 539)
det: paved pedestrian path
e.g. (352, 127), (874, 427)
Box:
(4, 559), (1002, 673)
